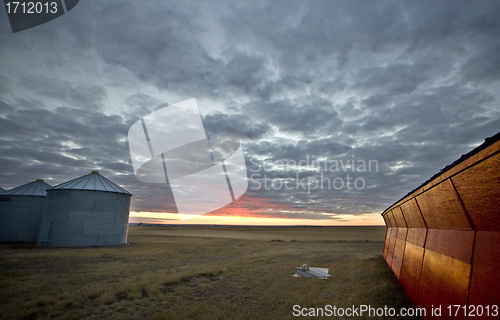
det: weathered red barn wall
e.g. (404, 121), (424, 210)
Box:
(381, 133), (500, 319)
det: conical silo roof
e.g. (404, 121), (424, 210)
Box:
(0, 187), (5, 194)
(4, 179), (52, 197)
(50, 171), (132, 195)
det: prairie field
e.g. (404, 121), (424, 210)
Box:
(0, 225), (419, 319)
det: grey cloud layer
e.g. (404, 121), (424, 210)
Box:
(0, 0), (499, 220)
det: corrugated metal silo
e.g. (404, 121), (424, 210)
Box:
(37, 171), (132, 247)
(0, 187), (5, 194)
(0, 179), (51, 242)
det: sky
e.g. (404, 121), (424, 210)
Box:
(0, 0), (499, 226)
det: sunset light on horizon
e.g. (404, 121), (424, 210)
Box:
(129, 211), (385, 226)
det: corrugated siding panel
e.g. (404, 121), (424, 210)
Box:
(384, 228), (391, 263)
(469, 231), (500, 306)
(392, 206), (407, 228)
(98, 233), (127, 246)
(387, 211), (397, 228)
(0, 196), (45, 242)
(451, 152), (500, 231)
(385, 213), (393, 228)
(392, 228), (408, 279)
(391, 239), (406, 279)
(38, 190), (130, 247)
(405, 228), (427, 247)
(400, 198), (426, 228)
(416, 179), (472, 230)
(396, 227), (408, 241)
(417, 250), (471, 319)
(382, 214), (390, 227)
(399, 242), (425, 303)
(386, 228), (398, 267)
(382, 213), (391, 261)
(114, 210), (131, 224)
(383, 228), (390, 260)
(384, 228), (391, 264)
(83, 222), (126, 234)
(48, 233), (100, 247)
(425, 229), (474, 264)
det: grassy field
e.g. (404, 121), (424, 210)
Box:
(130, 225), (387, 241)
(0, 226), (419, 319)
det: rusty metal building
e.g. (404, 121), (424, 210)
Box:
(382, 132), (500, 317)
(0, 179), (52, 242)
(37, 171), (132, 247)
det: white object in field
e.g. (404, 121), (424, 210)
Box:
(294, 265), (331, 279)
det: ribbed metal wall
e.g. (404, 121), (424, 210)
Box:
(0, 196), (46, 242)
(381, 133), (500, 318)
(0, 181), (50, 242)
(37, 190), (131, 247)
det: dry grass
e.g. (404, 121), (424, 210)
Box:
(0, 226), (418, 319)
(130, 226), (387, 242)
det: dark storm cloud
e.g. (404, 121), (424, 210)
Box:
(0, 0), (499, 220)
(461, 44), (500, 84)
(125, 93), (163, 112)
(0, 99), (14, 114)
(244, 139), (352, 162)
(0, 75), (13, 95)
(18, 77), (108, 111)
(241, 98), (343, 136)
(203, 113), (272, 140)
(0, 102), (131, 187)
(125, 93), (168, 119)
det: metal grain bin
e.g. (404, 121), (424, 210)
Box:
(0, 179), (51, 242)
(0, 187), (5, 194)
(37, 171), (132, 247)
